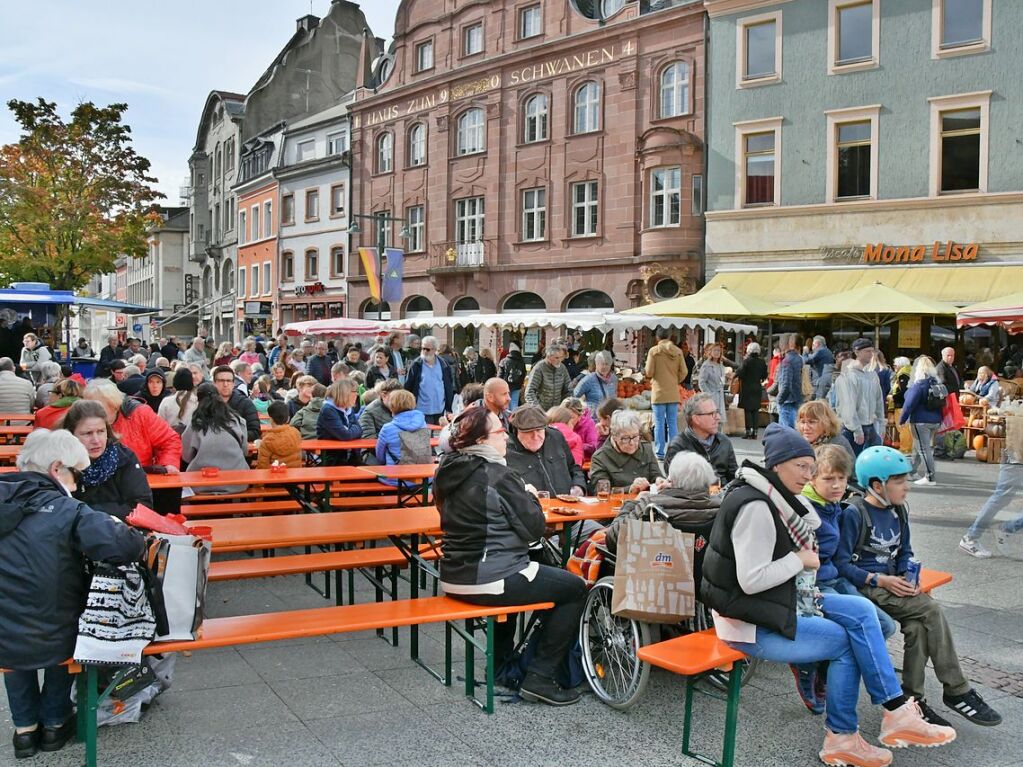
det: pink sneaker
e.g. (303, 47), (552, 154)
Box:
(819, 730), (892, 767)
(879, 698), (957, 748)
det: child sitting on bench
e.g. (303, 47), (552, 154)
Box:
(835, 446), (1002, 728)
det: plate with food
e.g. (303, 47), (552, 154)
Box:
(555, 494), (580, 503)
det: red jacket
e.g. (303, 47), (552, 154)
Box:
(34, 402), (74, 431)
(113, 399), (182, 468)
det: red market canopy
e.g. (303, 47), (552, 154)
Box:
(956, 290), (1023, 332)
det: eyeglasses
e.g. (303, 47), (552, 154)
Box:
(695, 410), (720, 418)
(214, 377), (234, 384)
(488, 428), (506, 436)
(616, 434), (641, 443)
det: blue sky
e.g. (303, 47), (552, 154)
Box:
(0, 1), (402, 201)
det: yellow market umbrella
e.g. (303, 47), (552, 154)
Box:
(623, 286), (781, 318)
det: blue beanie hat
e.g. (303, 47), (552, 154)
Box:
(762, 423), (815, 469)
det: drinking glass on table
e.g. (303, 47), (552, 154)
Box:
(596, 480), (611, 500)
(535, 490), (550, 501)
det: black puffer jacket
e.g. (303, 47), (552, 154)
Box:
(73, 443), (154, 520)
(435, 452), (545, 587)
(0, 472), (145, 669)
(227, 388), (262, 442)
(506, 427), (587, 495)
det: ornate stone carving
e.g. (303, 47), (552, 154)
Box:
(618, 70), (637, 91)
(638, 262), (696, 301)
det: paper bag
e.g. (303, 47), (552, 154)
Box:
(148, 533), (211, 641)
(612, 517), (695, 623)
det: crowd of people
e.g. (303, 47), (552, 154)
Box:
(0, 324), (1017, 764)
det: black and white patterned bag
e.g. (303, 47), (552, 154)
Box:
(74, 563), (157, 666)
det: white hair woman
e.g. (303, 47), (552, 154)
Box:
(0, 430), (143, 757)
(897, 355), (942, 487)
(572, 350), (618, 416)
(588, 409), (664, 494)
(34, 361), (63, 409)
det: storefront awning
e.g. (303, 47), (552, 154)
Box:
(378, 312), (758, 335)
(957, 290), (1023, 331)
(703, 264), (1023, 308)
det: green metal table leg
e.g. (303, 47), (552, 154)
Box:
(484, 617), (495, 714)
(721, 664), (742, 767)
(444, 622), (453, 686)
(464, 618), (475, 698)
(409, 533), (421, 661)
(682, 675), (695, 756)
(74, 673), (86, 743)
(84, 666), (98, 767)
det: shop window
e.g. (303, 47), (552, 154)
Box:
(650, 167), (681, 227)
(520, 4), (542, 39)
(305, 249), (319, 279)
(828, 0), (878, 74)
(523, 94), (548, 143)
(281, 251), (294, 282)
(521, 188), (547, 241)
(571, 180), (598, 237)
(408, 123), (427, 167)
(305, 189), (319, 221)
(406, 205), (424, 253)
(929, 92), (989, 195)
(933, 0), (990, 57)
(573, 81), (600, 134)
(737, 11), (782, 87)
(281, 194), (295, 226)
(415, 40), (434, 73)
(659, 62), (690, 119)
(463, 22), (483, 56)
(456, 108), (485, 155)
(376, 132), (394, 173)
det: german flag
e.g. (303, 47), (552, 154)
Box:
(359, 247), (381, 301)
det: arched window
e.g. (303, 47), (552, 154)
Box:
(201, 266), (213, 298)
(221, 258), (235, 293)
(660, 61), (690, 118)
(501, 291), (546, 313)
(361, 299), (391, 319)
(566, 290), (614, 312)
(523, 94), (548, 143)
(456, 108), (485, 155)
(407, 123), (426, 166)
(305, 248), (319, 279)
(404, 295), (434, 319)
(452, 296), (480, 315)
(573, 81), (601, 134)
(376, 132), (393, 173)
(281, 250), (294, 282)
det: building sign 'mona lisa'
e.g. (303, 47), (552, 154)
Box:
(863, 240), (979, 264)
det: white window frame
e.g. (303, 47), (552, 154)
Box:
(520, 4), (542, 39)
(573, 81), (601, 134)
(296, 139), (315, 163)
(263, 200), (272, 238)
(456, 108), (485, 155)
(406, 205), (425, 253)
(238, 266), (246, 298)
(825, 105), (880, 203)
(238, 210), (246, 245)
(928, 90), (991, 196)
(408, 123), (427, 166)
(262, 261), (271, 295)
(571, 180), (598, 238)
(251, 265), (259, 297)
(659, 61), (690, 119)
(524, 93), (548, 143)
(415, 40), (434, 73)
(649, 167), (682, 228)
(734, 116), (783, 208)
(305, 189), (319, 222)
(281, 250), (294, 282)
(281, 194), (295, 226)
(828, 0), (880, 75)
(330, 246), (345, 278)
(521, 187), (547, 242)
(305, 248), (319, 279)
(330, 183), (345, 217)
(376, 132), (394, 173)
(250, 205), (260, 241)
(455, 197), (485, 244)
(736, 10), (783, 88)
(464, 22), (484, 56)
(327, 131), (347, 155)
(931, 0), (991, 59)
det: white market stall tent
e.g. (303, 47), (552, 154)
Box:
(282, 317), (408, 336)
(378, 311), (757, 336)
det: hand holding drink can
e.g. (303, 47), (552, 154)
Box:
(904, 557), (921, 589)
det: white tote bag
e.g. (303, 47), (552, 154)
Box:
(149, 533), (212, 641)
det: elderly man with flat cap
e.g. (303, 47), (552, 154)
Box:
(506, 405), (587, 497)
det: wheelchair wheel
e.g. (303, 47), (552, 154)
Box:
(579, 576), (651, 710)
(691, 600), (762, 691)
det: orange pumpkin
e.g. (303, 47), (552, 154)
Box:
(960, 393), (977, 406)
(972, 418), (986, 428)
(973, 435), (987, 451)
(977, 447), (989, 462)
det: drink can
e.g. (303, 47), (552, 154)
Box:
(905, 558), (921, 588)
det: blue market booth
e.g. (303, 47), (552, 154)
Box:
(0, 282), (158, 379)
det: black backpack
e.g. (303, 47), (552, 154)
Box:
(501, 356), (526, 389)
(925, 379), (948, 411)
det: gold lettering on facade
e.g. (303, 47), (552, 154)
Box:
(450, 75), (502, 101)
(509, 44), (619, 85)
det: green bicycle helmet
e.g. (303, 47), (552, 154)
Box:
(855, 446), (912, 489)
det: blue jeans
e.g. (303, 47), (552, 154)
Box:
(842, 425), (880, 458)
(651, 402), (679, 457)
(3, 666), (74, 728)
(509, 389), (521, 410)
(969, 462), (1023, 537)
(778, 402), (799, 429)
(820, 577), (897, 639)
(725, 593), (902, 734)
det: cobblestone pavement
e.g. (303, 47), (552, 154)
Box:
(1, 442), (1020, 766)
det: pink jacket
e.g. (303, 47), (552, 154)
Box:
(551, 422), (584, 466)
(573, 412), (600, 460)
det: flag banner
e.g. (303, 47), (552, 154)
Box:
(382, 248), (404, 304)
(359, 247), (381, 301)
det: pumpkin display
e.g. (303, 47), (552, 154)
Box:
(960, 393), (977, 406)
(977, 447), (989, 462)
(973, 435), (987, 452)
(972, 418), (986, 428)
(986, 423), (1005, 438)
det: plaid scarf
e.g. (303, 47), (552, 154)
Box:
(735, 461), (818, 552)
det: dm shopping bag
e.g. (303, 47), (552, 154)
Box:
(611, 515), (696, 623)
(147, 532), (212, 641)
(74, 563), (157, 666)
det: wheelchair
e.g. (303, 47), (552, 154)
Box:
(578, 505), (762, 710)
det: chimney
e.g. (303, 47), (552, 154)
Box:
(296, 14), (320, 33)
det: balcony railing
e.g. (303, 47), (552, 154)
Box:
(428, 239), (492, 273)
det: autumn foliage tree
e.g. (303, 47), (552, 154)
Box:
(0, 98), (163, 293)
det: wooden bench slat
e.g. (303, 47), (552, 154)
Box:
(208, 546), (440, 581)
(183, 495), (424, 518)
(638, 629), (745, 676)
(184, 481), (398, 504)
(144, 596), (552, 654)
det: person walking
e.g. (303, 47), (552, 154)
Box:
(775, 334), (804, 430)
(698, 343), (728, 433)
(524, 344), (572, 412)
(736, 342), (768, 439)
(804, 335), (836, 399)
(644, 329), (688, 459)
(405, 336), (455, 425)
(935, 347), (962, 396)
(833, 339), (885, 457)
(498, 343), (527, 409)
(898, 356), (944, 488)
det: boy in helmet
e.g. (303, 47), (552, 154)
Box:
(835, 446), (1002, 728)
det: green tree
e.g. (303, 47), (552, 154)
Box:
(0, 98), (163, 293)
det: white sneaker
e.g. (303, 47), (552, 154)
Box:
(959, 535), (992, 558)
(914, 477), (936, 487)
(996, 530), (1019, 559)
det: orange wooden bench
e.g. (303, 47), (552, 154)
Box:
(72, 596), (553, 767)
(182, 494), (425, 519)
(183, 481), (399, 504)
(636, 568), (954, 767)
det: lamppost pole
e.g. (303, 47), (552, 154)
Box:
(347, 212), (410, 322)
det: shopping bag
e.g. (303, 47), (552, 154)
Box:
(147, 533), (211, 641)
(938, 393), (965, 434)
(611, 516), (695, 623)
(74, 563), (157, 666)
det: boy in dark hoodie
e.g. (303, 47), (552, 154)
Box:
(836, 446), (1001, 729)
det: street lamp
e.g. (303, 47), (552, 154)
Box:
(348, 212), (410, 321)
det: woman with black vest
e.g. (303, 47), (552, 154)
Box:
(700, 424), (954, 767)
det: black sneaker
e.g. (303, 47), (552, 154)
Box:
(519, 671), (581, 706)
(39, 717), (75, 753)
(943, 689), (1002, 726)
(12, 729), (39, 760)
(917, 698), (953, 727)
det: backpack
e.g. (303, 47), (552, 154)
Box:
(396, 427), (433, 465)
(501, 356), (526, 389)
(925, 379), (948, 412)
(934, 429), (967, 460)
